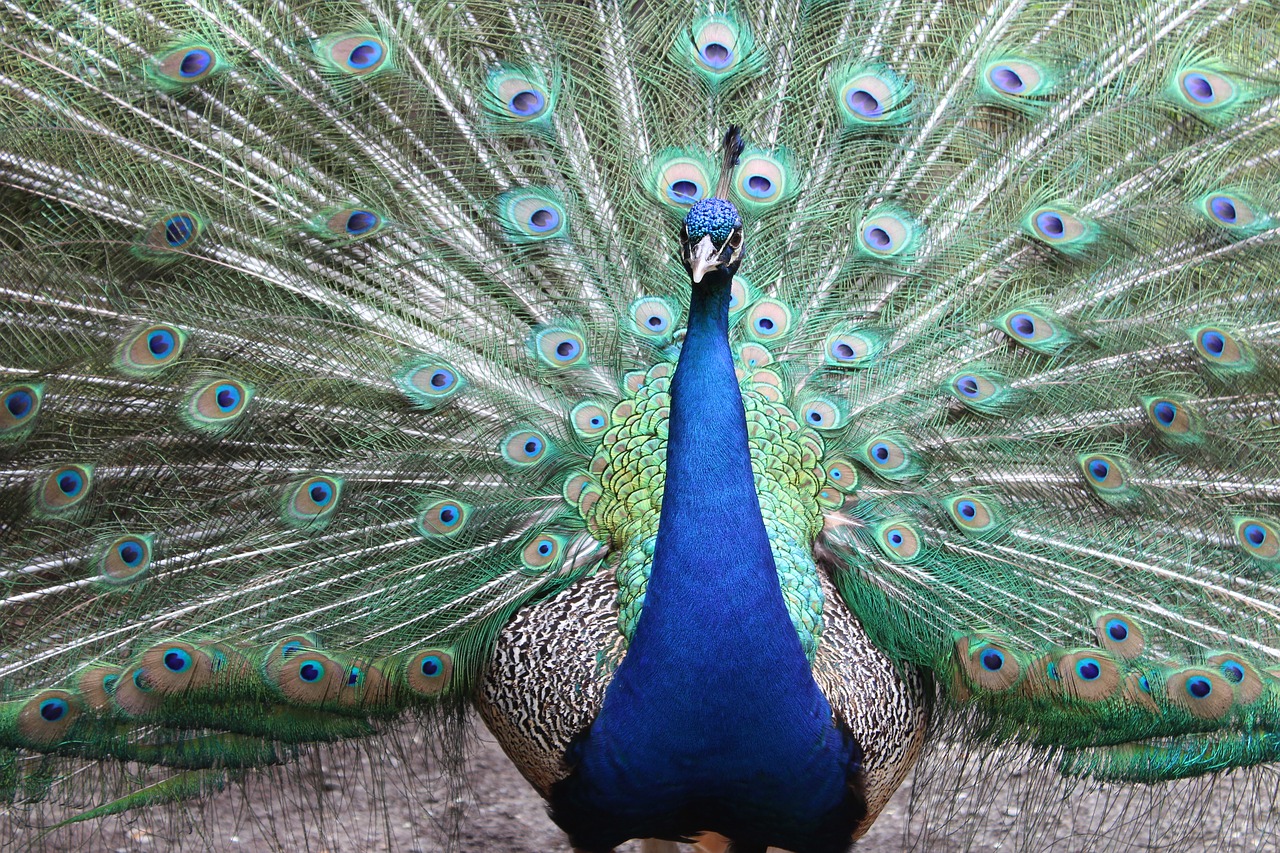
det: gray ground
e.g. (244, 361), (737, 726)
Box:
(5, 716), (1279, 852)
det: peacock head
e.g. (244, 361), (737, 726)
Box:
(681, 198), (743, 284)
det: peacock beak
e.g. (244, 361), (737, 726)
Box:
(687, 234), (726, 284)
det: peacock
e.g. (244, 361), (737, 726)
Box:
(1, 0), (1279, 850)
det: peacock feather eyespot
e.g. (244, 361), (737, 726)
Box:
(737, 343), (773, 370)
(799, 397), (842, 431)
(138, 211), (205, 257)
(997, 307), (1071, 354)
(945, 368), (1011, 413)
(1022, 205), (1096, 253)
(855, 206), (921, 260)
(860, 435), (918, 480)
(38, 464), (93, 513)
(418, 498), (471, 537)
(674, 14), (761, 85)
(874, 518), (924, 563)
(121, 324), (186, 374)
(286, 476), (343, 527)
(1139, 395), (1200, 444)
(1078, 452), (1136, 504)
(1, 383), (43, 435)
(497, 189), (568, 242)
(404, 648), (453, 696)
(1170, 64), (1239, 115)
(1055, 650), (1121, 701)
(521, 532), (567, 574)
(147, 42), (227, 90)
(533, 327), (588, 368)
(823, 459), (859, 494)
(732, 149), (796, 213)
(1166, 667), (1234, 719)
(485, 66), (555, 127)
(1188, 325), (1252, 372)
(16, 690), (80, 746)
(980, 57), (1053, 102)
(648, 151), (715, 211)
(954, 634), (1025, 692)
(1206, 653), (1265, 704)
(1192, 190), (1268, 234)
(1233, 516), (1279, 564)
(743, 299), (793, 342)
(99, 534), (153, 584)
(1092, 610), (1145, 659)
(832, 64), (913, 127)
(398, 360), (464, 409)
(945, 493), (1001, 537)
(315, 32), (392, 77)
(502, 429), (552, 466)
(570, 402), (611, 441)
(629, 297), (679, 341)
(823, 328), (885, 368)
(185, 378), (252, 432)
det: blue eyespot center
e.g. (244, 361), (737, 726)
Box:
(58, 471), (83, 496)
(887, 529), (904, 547)
(669, 180), (703, 203)
(163, 649), (192, 673)
(529, 207), (560, 232)
(554, 339), (581, 361)
(755, 317), (775, 333)
(148, 330), (175, 357)
(846, 89), (882, 118)
(1209, 196), (1237, 224)
(957, 500), (977, 520)
(1183, 73), (1214, 103)
(590, 416), (604, 427)
(347, 666), (363, 686)
(956, 375), (980, 398)
(1139, 676), (1150, 693)
(1076, 659), (1101, 681)
(429, 369), (454, 389)
(164, 215), (196, 248)
(1153, 401), (1177, 426)
(833, 342), (856, 360)
(309, 482), (333, 505)
(179, 49), (212, 78)
(438, 504), (459, 525)
(990, 65), (1025, 94)
(523, 437), (543, 456)
(864, 226), (892, 250)
(699, 42), (733, 69)
(1200, 330), (1226, 357)
(1244, 523), (1267, 547)
(509, 89), (545, 116)
(347, 40), (384, 70)
(5, 390), (32, 418)
(1106, 619), (1129, 641)
(537, 540), (553, 556)
(39, 698), (68, 722)
(808, 410), (823, 424)
(829, 468), (842, 479)
(871, 442), (890, 463)
(1035, 212), (1065, 238)
(1186, 675), (1212, 698)
(215, 384), (241, 412)
(744, 174), (773, 198)
(1010, 313), (1036, 338)
(1221, 661), (1245, 683)
(299, 661), (324, 682)
(421, 656), (442, 677)
(346, 210), (378, 235)
(118, 542), (143, 566)
(1088, 459), (1110, 481)
(645, 314), (667, 330)
(281, 642), (302, 659)
(980, 649), (1005, 671)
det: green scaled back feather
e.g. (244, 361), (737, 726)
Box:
(1, 0), (1280, 849)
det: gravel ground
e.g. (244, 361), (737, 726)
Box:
(4, 717), (1278, 852)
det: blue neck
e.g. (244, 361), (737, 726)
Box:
(551, 268), (863, 851)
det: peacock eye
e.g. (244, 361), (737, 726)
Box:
(728, 228), (743, 248)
